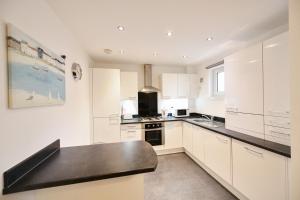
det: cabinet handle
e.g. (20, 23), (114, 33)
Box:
(127, 130), (136, 133)
(270, 130), (288, 136)
(110, 114), (120, 117)
(216, 136), (228, 144)
(244, 147), (263, 157)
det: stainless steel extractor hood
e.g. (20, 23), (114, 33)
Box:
(140, 64), (160, 93)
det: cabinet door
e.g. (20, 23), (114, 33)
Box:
(177, 74), (190, 98)
(225, 43), (263, 115)
(121, 129), (142, 142)
(93, 117), (120, 143)
(120, 72), (138, 100)
(183, 122), (193, 153)
(162, 73), (178, 98)
(192, 125), (205, 163)
(225, 112), (264, 139)
(189, 74), (199, 99)
(263, 32), (290, 118)
(232, 140), (287, 200)
(204, 131), (232, 184)
(92, 68), (120, 117)
(165, 122), (183, 149)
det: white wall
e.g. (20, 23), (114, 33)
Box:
(0, 0), (91, 196)
(94, 63), (188, 115)
(290, 0), (300, 199)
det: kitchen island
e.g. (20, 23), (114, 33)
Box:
(2, 140), (157, 200)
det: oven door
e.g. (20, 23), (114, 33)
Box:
(144, 129), (165, 146)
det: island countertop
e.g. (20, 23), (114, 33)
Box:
(3, 140), (158, 195)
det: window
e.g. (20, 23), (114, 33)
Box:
(211, 66), (224, 97)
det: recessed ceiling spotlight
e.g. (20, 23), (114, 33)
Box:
(117, 25), (125, 31)
(182, 55), (187, 59)
(153, 52), (158, 56)
(104, 49), (113, 54)
(120, 50), (124, 54)
(207, 37), (213, 41)
(167, 31), (173, 37)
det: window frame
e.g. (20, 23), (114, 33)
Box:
(210, 65), (224, 97)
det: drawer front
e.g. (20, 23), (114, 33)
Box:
(265, 125), (290, 146)
(121, 123), (142, 130)
(264, 116), (290, 129)
(121, 130), (142, 142)
(165, 121), (182, 128)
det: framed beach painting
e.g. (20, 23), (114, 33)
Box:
(7, 24), (65, 108)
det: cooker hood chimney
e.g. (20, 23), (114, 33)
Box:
(140, 64), (160, 93)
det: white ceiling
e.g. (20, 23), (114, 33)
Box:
(46, 0), (288, 66)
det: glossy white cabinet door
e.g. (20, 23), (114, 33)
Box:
(204, 131), (232, 184)
(225, 112), (264, 139)
(121, 129), (142, 142)
(120, 72), (138, 100)
(189, 74), (199, 99)
(225, 43), (263, 115)
(263, 32), (290, 118)
(161, 73), (178, 98)
(92, 68), (120, 117)
(165, 122), (183, 149)
(232, 139), (288, 200)
(183, 122), (193, 153)
(177, 74), (190, 98)
(93, 117), (121, 143)
(192, 125), (205, 163)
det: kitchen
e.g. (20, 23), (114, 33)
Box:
(0, 0), (300, 200)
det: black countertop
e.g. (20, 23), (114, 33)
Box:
(121, 117), (291, 158)
(3, 141), (157, 195)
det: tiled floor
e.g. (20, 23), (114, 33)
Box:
(144, 153), (238, 200)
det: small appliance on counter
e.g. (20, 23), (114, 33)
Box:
(122, 114), (133, 120)
(174, 109), (189, 118)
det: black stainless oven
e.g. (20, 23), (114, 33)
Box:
(143, 122), (165, 146)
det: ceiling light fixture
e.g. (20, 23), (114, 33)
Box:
(207, 37), (213, 41)
(167, 31), (173, 37)
(153, 52), (158, 56)
(182, 55), (187, 59)
(120, 50), (124, 54)
(117, 25), (125, 31)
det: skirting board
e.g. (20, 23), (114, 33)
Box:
(155, 147), (184, 155)
(184, 150), (249, 200)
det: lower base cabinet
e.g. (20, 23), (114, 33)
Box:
(165, 122), (183, 149)
(94, 118), (120, 143)
(204, 131), (232, 184)
(192, 125), (205, 163)
(232, 139), (288, 200)
(183, 122), (193, 153)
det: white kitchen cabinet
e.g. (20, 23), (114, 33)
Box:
(192, 125), (205, 163)
(225, 43), (263, 115)
(265, 125), (290, 146)
(92, 68), (120, 117)
(177, 74), (190, 98)
(93, 117), (121, 143)
(263, 32), (290, 118)
(204, 131), (232, 184)
(165, 121), (183, 149)
(121, 129), (142, 142)
(183, 122), (193, 153)
(225, 112), (264, 139)
(189, 74), (199, 99)
(232, 139), (288, 200)
(161, 73), (178, 98)
(120, 72), (138, 100)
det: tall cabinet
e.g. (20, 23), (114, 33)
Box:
(263, 32), (290, 145)
(225, 43), (264, 138)
(91, 68), (121, 143)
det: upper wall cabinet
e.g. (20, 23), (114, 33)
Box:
(121, 72), (138, 100)
(92, 68), (120, 117)
(263, 32), (290, 118)
(177, 74), (190, 98)
(161, 73), (178, 98)
(161, 73), (199, 99)
(225, 43), (263, 115)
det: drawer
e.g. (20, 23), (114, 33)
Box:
(165, 121), (182, 128)
(265, 125), (290, 146)
(121, 129), (142, 142)
(121, 123), (142, 130)
(264, 116), (290, 129)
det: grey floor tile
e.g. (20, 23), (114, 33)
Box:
(144, 153), (238, 200)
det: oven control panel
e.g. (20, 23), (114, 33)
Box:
(144, 123), (164, 129)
